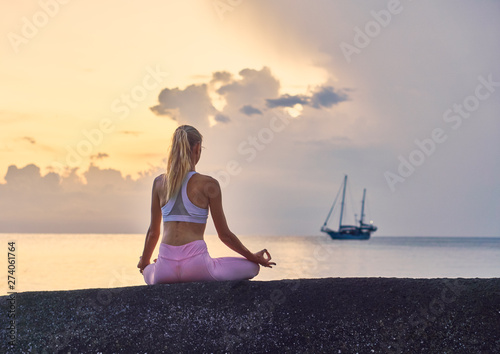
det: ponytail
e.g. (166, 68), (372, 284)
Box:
(164, 125), (202, 201)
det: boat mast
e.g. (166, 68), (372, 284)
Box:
(323, 198), (335, 227)
(339, 175), (347, 229)
(360, 188), (366, 226)
(323, 178), (343, 228)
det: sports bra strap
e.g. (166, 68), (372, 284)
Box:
(161, 172), (209, 224)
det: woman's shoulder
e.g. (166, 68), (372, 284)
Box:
(154, 173), (166, 181)
(193, 172), (219, 185)
(193, 173), (221, 198)
(153, 174), (166, 188)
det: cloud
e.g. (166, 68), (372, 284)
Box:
(90, 153), (109, 160)
(120, 130), (142, 137)
(148, 66), (279, 126)
(150, 83), (217, 128)
(210, 71), (233, 84)
(13, 136), (55, 153)
(216, 67), (280, 108)
(4, 164), (59, 190)
(21, 136), (36, 144)
(149, 66), (348, 127)
(266, 86), (348, 109)
(0, 163), (158, 233)
(310, 86), (349, 108)
(214, 113), (230, 123)
(266, 94), (309, 108)
(239, 105), (263, 116)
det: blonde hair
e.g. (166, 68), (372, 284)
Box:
(164, 125), (203, 201)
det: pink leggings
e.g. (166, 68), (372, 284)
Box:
(143, 240), (259, 284)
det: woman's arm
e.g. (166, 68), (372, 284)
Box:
(207, 177), (275, 268)
(138, 176), (163, 273)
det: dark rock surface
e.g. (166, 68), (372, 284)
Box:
(1, 278), (499, 353)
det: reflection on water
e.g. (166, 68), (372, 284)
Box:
(0, 234), (499, 295)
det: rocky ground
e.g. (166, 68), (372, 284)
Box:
(1, 278), (499, 353)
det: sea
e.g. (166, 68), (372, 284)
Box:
(1, 234), (499, 296)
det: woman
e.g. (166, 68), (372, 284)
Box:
(137, 125), (275, 284)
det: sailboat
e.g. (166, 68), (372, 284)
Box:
(321, 175), (377, 240)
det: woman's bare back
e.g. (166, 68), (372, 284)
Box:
(158, 172), (211, 246)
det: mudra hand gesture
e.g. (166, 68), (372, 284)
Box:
(137, 256), (157, 274)
(253, 249), (276, 268)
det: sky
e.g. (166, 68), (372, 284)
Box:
(0, 0), (499, 236)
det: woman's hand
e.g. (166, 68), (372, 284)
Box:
(137, 256), (156, 274)
(252, 249), (276, 268)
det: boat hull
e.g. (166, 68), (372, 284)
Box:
(321, 226), (375, 240)
(324, 230), (371, 240)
